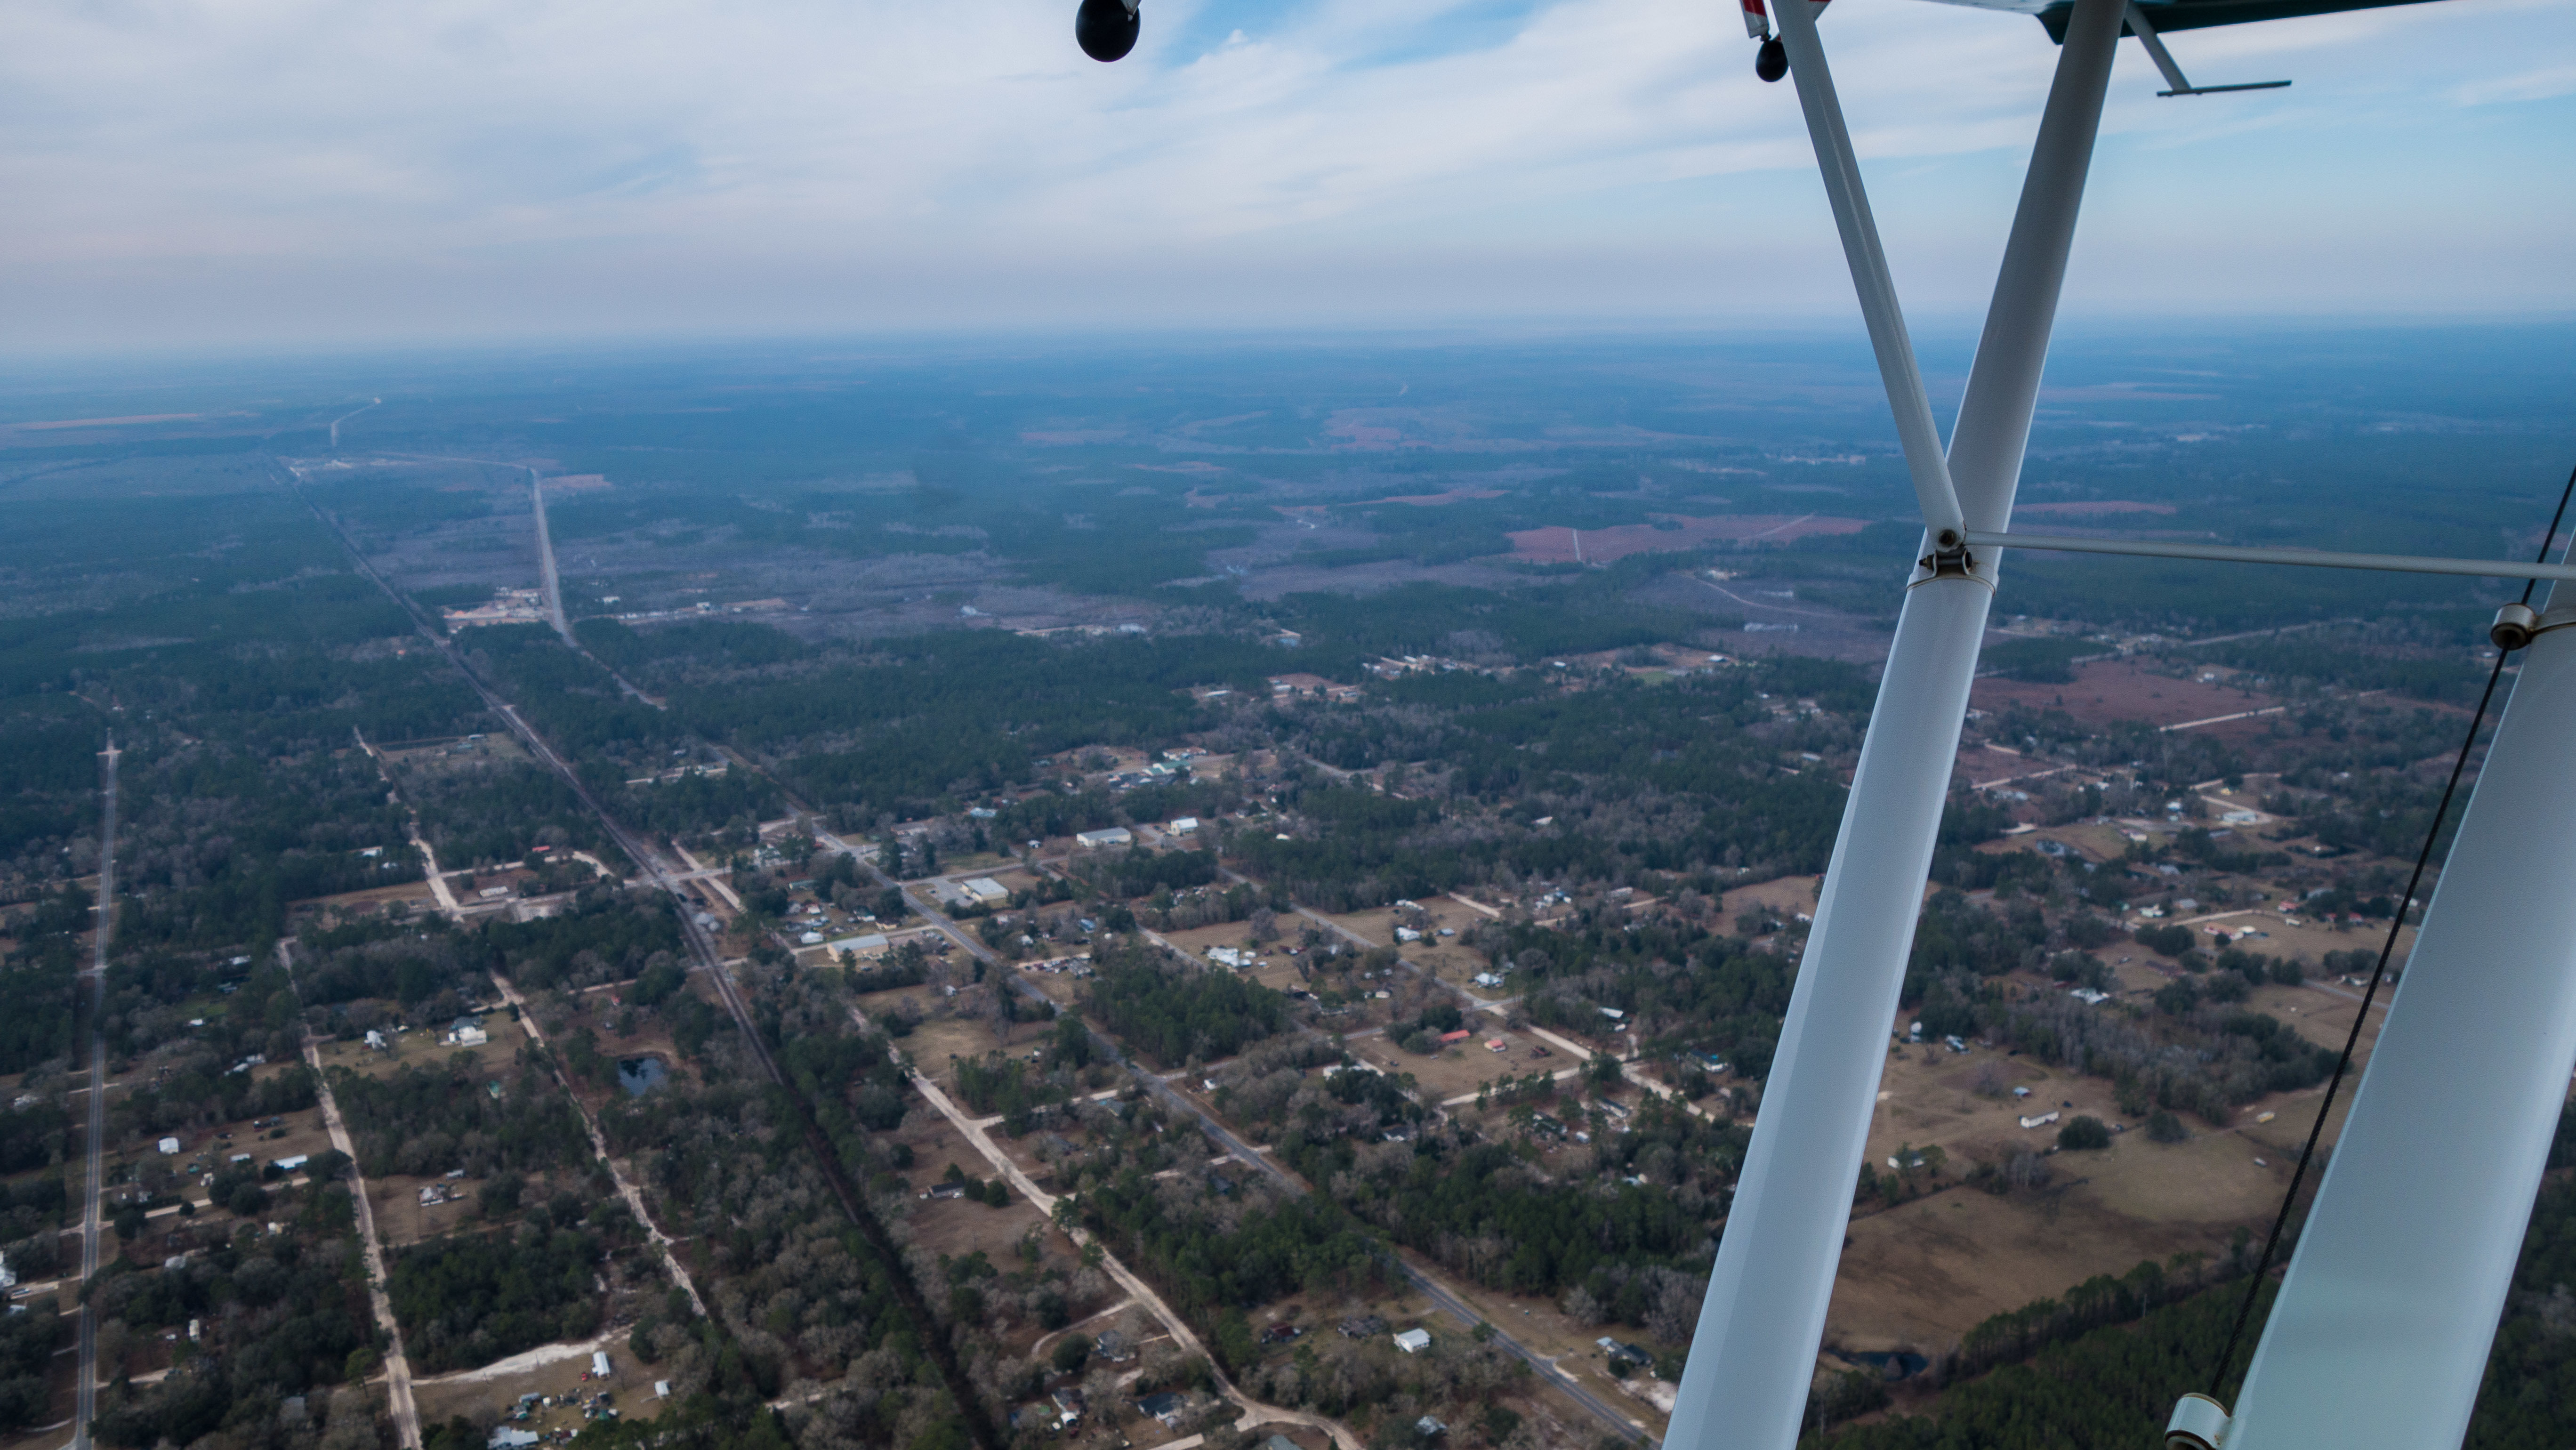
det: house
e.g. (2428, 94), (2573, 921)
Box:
(271, 1155), (309, 1174)
(1075, 828), (1133, 849)
(593, 1350), (612, 1378)
(157, 1137), (181, 1155)
(1415, 1416), (1448, 1439)
(447, 1020), (488, 1047)
(1167, 816), (1199, 837)
(1259, 1322), (1307, 1346)
(364, 1030), (387, 1051)
(1485, 1039), (1507, 1052)
(828, 934), (890, 958)
(490, 1431), (540, 1450)
(1393, 1328), (1432, 1354)
(1093, 1330), (1136, 1363)
(961, 878), (1010, 906)
(1437, 1029), (1470, 1045)
(1135, 1391), (1187, 1427)
(1050, 1387), (1085, 1425)
(1472, 972), (1504, 988)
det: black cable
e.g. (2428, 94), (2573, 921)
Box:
(2206, 462), (2576, 1404)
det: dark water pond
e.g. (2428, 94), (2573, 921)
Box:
(617, 1055), (668, 1096)
(1847, 1350), (1930, 1381)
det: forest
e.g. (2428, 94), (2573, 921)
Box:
(1085, 949), (1290, 1067)
(388, 1215), (622, 1373)
(329, 1059), (591, 1179)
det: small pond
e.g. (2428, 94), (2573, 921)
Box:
(1846, 1350), (1930, 1381)
(617, 1055), (669, 1096)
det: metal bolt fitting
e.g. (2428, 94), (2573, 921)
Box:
(2494, 603), (2541, 651)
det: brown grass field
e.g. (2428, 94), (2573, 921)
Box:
(1970, 658), (2279, 736)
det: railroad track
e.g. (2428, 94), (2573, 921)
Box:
(282, 468), (1004, 1450)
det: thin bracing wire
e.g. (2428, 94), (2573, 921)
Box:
(2207, 463), (2576, 1405)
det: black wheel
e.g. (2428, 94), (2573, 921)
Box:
(1077, 0), (1139, 62)
(1756, 36), (1787, 82)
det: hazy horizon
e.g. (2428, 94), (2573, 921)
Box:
(5, 0), (2571, 353)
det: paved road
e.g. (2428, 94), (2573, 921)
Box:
(283, 454), (656, 705)
(894, 1052), (1363, 1450)
(71, 737), (118, 1450)
(282, 942), (423, 1450)
(297, 474), (1647, 1446)
(528, 468), (572, 645)
(808, 828), (1656, 1448)
(326, 398), (379, 451)
(290, 475), (1000, 1446)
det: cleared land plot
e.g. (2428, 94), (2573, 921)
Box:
(1506, 514), (1868, 564)
(1970, 659), (2280, 734)
(1719, 876), (1824, 924)
(1828, 990), (2382, 1352)
(314, 1014), (534, 1083)
(1383, 1030), (1540, 1104)
(412, 1333), (673, 1441)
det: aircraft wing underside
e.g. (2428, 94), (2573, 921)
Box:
(1928, 0), (2447, 40)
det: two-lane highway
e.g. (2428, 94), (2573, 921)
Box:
(72, 736), (120, 1450)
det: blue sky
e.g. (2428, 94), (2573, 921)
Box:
(1, 0), (2569, 352)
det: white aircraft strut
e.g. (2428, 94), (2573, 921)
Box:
(1665, 2), (2125, 1446)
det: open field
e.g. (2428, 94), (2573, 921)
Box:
(1506, 514), (1868, 564)
(1970, 658), (2280, 734)
(1377, 1030), (1534, 1105)
(1826, 985), (2384, 1353)
(412, 1331), (672, 1441)
(313, 1012), (533, 1083)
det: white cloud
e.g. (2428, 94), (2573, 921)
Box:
(0, 0), (2569, 349)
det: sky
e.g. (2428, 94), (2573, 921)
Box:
(3, 0), (2572, 353)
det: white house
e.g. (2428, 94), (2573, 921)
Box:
(961, 878), (1010, 905)
(1167, 817), (1199, 837)
(1074, 828), (1133, 849)
(1393, 1328), (1432, 1354)
(157, 1137), (181, 1155)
